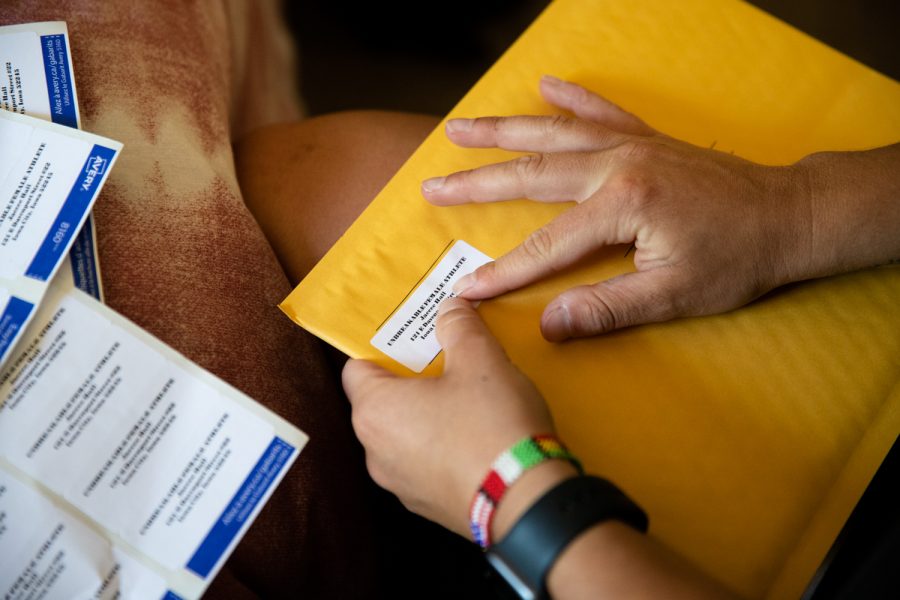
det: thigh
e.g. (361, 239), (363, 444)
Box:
(235, 110), (440, 283)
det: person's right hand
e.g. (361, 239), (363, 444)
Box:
(422, 76), (818, 341)
(342, 297), (557, 538)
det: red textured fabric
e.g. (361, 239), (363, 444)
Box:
(0, 2), (377, 597)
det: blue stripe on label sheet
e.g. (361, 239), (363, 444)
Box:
(68, 215), (101, 299)
(186, 437), (295, 578)
(26, 144), (116, 281)
(0, 296), (34, 362)
(40, 34), (78, 129)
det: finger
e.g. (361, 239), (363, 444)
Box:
(342, 358), (397, 405)
(435, 297), (508, 373)
(443, 115), (624, 154)
(454, 199), (633, 300)
(540, 268), (682, 340)
(540, 76), (656, 137)
(423, 151), (612, 206)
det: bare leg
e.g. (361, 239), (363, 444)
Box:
(235, 110), (440, 283)
(236, 111), (504, 597)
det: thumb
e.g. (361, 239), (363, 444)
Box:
(541, 268), (681, 340)
(436, 297), (509, 374)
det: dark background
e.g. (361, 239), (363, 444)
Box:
(281, 2), (900, 598)
(287, 0), (900, 117)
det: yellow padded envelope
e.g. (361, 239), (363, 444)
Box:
(281, 0), (900, 597)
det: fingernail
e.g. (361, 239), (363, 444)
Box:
(453, 272), (476, 295)
(446, 118), (473, 133)
(542, 302), (572, 337)
(422, 176), (446, 193)
(541, 74), (564, 87)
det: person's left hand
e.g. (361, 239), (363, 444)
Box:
(342, 297), (555, 537)
(420, 77), (813, 341)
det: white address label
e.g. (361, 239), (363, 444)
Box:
(370, 240), (492, 372)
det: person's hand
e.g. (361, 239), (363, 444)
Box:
(421, 76), (814, 341)
(342, 297), (556, 537)
(344, 298), (739, 600)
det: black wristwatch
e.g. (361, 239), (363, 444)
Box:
(485, 475), (648, 600)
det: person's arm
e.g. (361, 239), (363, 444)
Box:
(792, 144), (900, 277)
(343, 298), (737, 599)
(490, 459), (735, 600)
(421, 76), (900, 340)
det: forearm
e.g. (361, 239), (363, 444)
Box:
(545, 520), (738, 600)
(792, 143), (900, 281)
(491, 462), (737, 600)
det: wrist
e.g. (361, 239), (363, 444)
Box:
(469, 434), (582, 547)
(492, 460), (579, 542)
(787, 145), (900, 281)
(786, 151), (837, 282)
(756, 160), (818, 288)
(487, 474), (650, 600)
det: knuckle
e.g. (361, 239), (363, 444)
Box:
(472, 261), (495, 287)
(488, 117), (519, 146)
(483, 116), (503, 136)
(514, 153), (547, 181)
(580, 290), (620, 333)
(666, 274), (708, 317)
(610, 166), (657, 209)
(448, 168), (477, 195)
(570, 83), (591, 106)
(585, 124), (613, 148)
(437, 308), (473, 336)
(621, 138), (675, 163)
(350, 402), (377, 443)
(651, 282), (683, 319)
(520, 226), (556, 263)
(452, 167), (474, 184)
(545, 113), (570, 135)
(365, 456), (388, 488)
(617, 139), (655, 162)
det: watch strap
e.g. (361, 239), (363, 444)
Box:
(485, 475), (648, 600)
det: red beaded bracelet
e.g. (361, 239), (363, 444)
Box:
(469, 434), (582, 548)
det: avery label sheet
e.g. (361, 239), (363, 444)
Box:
(0, 109), (120, 368)
(0, 281), (308, 599)
(0, 21), (105, 300)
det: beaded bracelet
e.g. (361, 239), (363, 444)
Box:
(469, 434), (582, 548)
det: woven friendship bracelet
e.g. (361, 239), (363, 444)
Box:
(470, 434), (582, 548)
